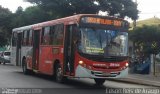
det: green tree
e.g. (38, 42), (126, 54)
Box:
(24, 0), (138, 20)
(0, 6), (12, 46)
(11, 6), (25, 27)
(11, 6), (55, 28)
(23, 6), (55, 24)
(130, 25), (160, 76)
(130, 25), (160, 56)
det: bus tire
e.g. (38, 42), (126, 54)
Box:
(94, 79), (105, 86)
(22, 59), (30, 75)
(55, 63), (65, 83)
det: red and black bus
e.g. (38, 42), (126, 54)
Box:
(11, 14), (129, 85)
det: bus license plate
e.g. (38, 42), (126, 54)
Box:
(102, 72), (110, 76)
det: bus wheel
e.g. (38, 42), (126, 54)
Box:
(55, 64), (65, 83)
(94, 79), (105, 86)
(22, 59), (29, 75)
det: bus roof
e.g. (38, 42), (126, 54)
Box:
(12, 14), (125, 32)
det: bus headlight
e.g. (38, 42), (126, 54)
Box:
(79, 60), (84, 65)
(121, 62), (129, 70)
(125, 63), (129, 67)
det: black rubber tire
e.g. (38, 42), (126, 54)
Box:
(55, 63), (65, 83)
(94, 79), (105, 86)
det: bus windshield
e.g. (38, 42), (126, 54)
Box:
(78, 28), (128, 57)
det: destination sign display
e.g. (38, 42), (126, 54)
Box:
(81, 17), (128, 27)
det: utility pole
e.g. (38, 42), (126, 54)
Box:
(153, 54), (156, 76)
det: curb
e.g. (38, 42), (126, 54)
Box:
(107, 78), (160, 87)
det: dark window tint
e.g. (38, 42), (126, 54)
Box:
(12, 32), (17, 46)
(51, 24), (64, 45)
(41, 27), (51, 45)
(22, 30), (30, 46)
(29, 30), (33, 45)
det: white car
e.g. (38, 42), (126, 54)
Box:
(0, 51), (11, 64)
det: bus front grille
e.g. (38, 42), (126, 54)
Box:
(91, 71), (120, 77)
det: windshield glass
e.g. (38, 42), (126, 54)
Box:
(78, 28), (128, 56)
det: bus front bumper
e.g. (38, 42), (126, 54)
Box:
(75, 65), (128, 79)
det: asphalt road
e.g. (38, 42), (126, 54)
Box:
(0, 64), (158, 94)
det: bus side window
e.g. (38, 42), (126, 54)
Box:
(52, 24), (64, 45)
(50, 26), (55, 45)
(41, 28), (44, 45)
(29, 30), (33, 45)
(22, 30), (30, 46)
(41, 26), (50, 45)
(72, 24), (79, 43)
(22, 30), (27, 46)
(22, 31), (24, 45)
(26, 30), (30, 46)
(12, 32), (17, 46)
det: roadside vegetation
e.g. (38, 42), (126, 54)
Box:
(130, 18), (160, 57)
(0, 0), (138, 47)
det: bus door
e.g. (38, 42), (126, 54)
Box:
(32, 30), (40, 70)
(64, 24), (77, 75)
(16, 32), (22, 66)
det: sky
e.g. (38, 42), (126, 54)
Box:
(137, 0), (160, 20)
(0, 0), (160, 21)
(0, 0), (32, 12)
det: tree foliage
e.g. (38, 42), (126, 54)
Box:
(0, 5), (56, 47)
(11, 6), (54, 27)
(130, 25), (160, 56)
(24, 0), (138, 20)
(0, 0), (139, 46)
(0, 6), (12, 46)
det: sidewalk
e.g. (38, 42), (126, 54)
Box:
(107, 73), (160, 87)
